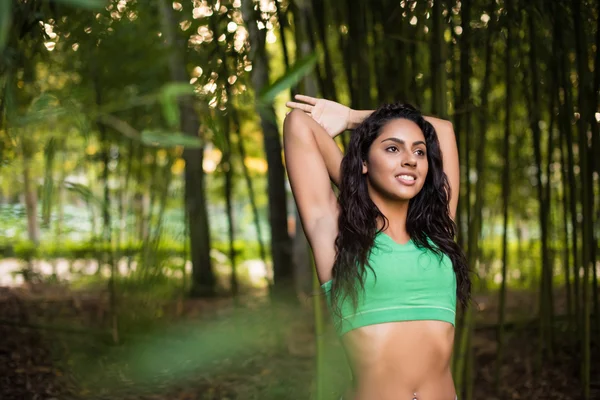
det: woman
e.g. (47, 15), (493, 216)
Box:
(283, 95), (470, 400)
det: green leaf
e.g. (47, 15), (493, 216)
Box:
(64, 182), (103, 208)
(53, 0), (106, 9)
(206, 113), (226, 151)
(257, 52), (318, 104)
(0, 1), (12, 52)
(141, 130), (203, 149)
(161, 82), (194, 98)
(28, 93), (60, 113)
(160, 82), (194, 128)
(14, 93), (64, 127)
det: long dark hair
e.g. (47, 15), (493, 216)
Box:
(331, 103), (471, 318)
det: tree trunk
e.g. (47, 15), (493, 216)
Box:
(473, 0), (498, 268)
(150, 154), (175, 248)
(92, 66), (118, 342)
(409, 22), (422, 109)
(457, 1), (474, 396)
(557, 9), (581, 338)
(572, 1), (593, 397)
(93, 80), (112, 249)
(545, 70), (557, 342)
(42, 137), (56, 228)
(333, 0), (356, 111)
(589, 0), (600, 336)
(345, 0), (372, 109)
(372, 0), (391, 103)
(392, 1), (409, 103)
(291, 0), (319, 298)
(274, 0), (291, 74)
(158, 0), (215, 296)
(55, 143), (66, 239)
(526, 7), (553, 360)
(242, 0), (293, 297)
(457, 0), (471, 254)
(558, 128), (573, 331)
(86, 166), (98, 240)
(232, 109), (268, 267)
(217, 26), (267, 273)
(120, 138), (135, 250)
(430, 0), (448, 118)
(223, 114), (238, 296)
(454, 303), (474, 398)
(211, 5), (239, 297)
(497, 0), (512, 391)
(22, 145), (39, 246)
(311, 0), (338, 102)
(292, 0), (318, 97)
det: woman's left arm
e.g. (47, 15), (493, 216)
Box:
(424, 117), (459, 221)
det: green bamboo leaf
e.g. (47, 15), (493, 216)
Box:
(161, 82), (194, 98)
(141, 130), (202, 149)
(14, 93), (64, 127)
(257, 52), (318, 104)
(206, 113), (226, 151)
(64, 182), (103, 208)
(0, 1), (11, 51)
(160, 83), (194, 128)
(52, 0), (106, 9)
(28, 93), (60, 113)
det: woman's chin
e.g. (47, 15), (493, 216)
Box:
(384, 192), (418, 202)
(392, 187), (422, 201)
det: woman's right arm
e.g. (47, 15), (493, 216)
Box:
(283, 110), (341, 279)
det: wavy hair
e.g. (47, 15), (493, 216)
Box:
(330, 103), (471, 319)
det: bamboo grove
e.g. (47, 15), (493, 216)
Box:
(0, 0), (599, 399)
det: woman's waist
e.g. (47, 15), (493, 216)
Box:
(349, 368), (455, 400)
(350, 360), (454, 399)
(343, 321), (455, 375)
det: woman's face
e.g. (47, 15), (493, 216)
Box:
(362, 118), (429, 201)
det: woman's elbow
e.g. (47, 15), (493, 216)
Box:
(284, 109), (310, 136)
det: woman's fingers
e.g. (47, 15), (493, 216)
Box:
(286, 101), (313, 113)
(294, 94), (318, 105)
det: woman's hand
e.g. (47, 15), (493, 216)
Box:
(286, 94), (352, 138)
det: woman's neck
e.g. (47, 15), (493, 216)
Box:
(370, 193), (410, 240)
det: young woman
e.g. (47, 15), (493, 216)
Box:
(283, 95), (470, 400)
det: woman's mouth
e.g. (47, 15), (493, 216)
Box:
(396, 174), (416, 186)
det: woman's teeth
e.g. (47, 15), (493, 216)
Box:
(398, 175), (415, 181)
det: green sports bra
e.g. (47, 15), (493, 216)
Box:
(321, 231), (457, 336)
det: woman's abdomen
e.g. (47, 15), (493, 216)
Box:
(342, 320), (455, 400)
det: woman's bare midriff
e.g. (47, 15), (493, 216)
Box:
(341, 320), (456, 400)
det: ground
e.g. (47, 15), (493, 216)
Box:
(0, 283), (598, 400)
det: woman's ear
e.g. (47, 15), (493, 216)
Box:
(362, 160), (368, 174)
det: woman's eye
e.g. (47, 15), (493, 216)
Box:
(415, 149), (426, 156)
(386, 146), (398, 152)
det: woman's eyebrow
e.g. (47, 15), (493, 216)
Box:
(381, 138), (426, 146)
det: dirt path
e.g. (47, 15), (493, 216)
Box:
(0, 284), (597, 400)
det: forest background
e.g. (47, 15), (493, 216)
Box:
(0, 0), (599, 399)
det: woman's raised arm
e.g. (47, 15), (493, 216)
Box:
(423, 117), (460, 220)
(283, 110), (342, 270)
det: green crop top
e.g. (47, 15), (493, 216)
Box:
(321, 231), (457, 336)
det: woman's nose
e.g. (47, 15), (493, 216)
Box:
(402, 155), (417, 167)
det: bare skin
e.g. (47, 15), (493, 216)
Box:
(283, 95), (460, 400)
